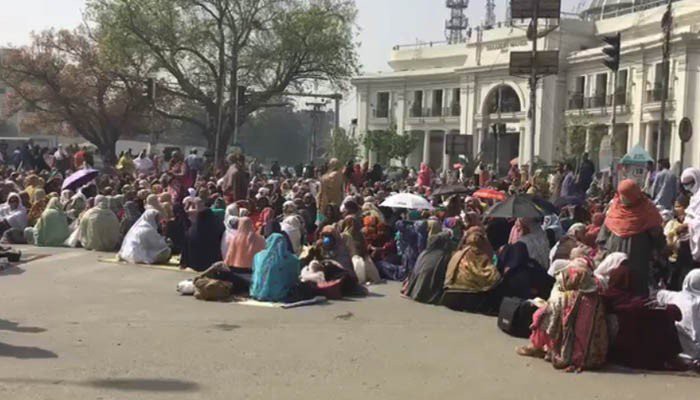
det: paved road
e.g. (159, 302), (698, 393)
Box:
(1, 246), (697, 399)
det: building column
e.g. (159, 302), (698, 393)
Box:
(357, 86), (370, 162)
(630, 66), (645, 149)
(422, 131), (431, 166)
(394, 91), (406, 136)
(644, 122), (655, 155)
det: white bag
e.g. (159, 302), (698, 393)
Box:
(177, 279), (195, 295)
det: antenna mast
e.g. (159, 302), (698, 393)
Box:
(445, 0), (469, 44)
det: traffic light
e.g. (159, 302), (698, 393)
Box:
(602, 33), (621, 71)
(144, 78), (156, 102)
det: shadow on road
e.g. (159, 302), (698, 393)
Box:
(0, 319), (47, 333)
(0, 377), (201, 392)
(86, 378), (200, 392)
(0, 266), (25, 276)
(0, 342), (58, 359)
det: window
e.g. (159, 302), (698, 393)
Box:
(411, 91), (423, 117)
(649, 62), (669, 102)
(614, 69), (628, 105)
(375, 92), (390, 118)
(569, 76), (585, 109)
(593, 73), (607, 107)
(432, 89), (443, 116)
(451, 88), (461, 116)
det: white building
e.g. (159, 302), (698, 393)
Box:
(352, 0), (700, 173)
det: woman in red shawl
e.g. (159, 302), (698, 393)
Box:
(597, 179), (665, 296)
(416, 163), (431, 188)
(583, 212), (604, 247)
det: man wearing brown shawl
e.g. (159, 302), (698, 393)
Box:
(222, 153), (249, 203)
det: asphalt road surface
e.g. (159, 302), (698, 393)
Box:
(1, 246), (698, 399)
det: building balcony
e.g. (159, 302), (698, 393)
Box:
(566, 92), (631, 117)
(645, 88), (671, 103)
(370, 108), (391, 120)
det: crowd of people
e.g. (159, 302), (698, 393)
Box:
(2, 140), (700, 373)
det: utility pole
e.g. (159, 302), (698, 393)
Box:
(306, 101), (327, 162)
(657, 0), (673, 164)
(528, 4), (539, 177)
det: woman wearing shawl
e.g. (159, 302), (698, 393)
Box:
(59, 189), (73, 209)
(210, 197), (227, 223)
(78, 195), (121, 251)
(118, 209), (172, 264)
(281, 214), (303, 255)
(250, 233), (301, 302)
(27, 188), (48, 227)
(181, 198), (225, 271)
(657, 270), (700, 361)
(221, 203), (240, 258)
(680, 168), (700, 263)
(597, 179), (665, 296)
(596, 253), (685, 370)
(165, 204), (189, 255)
(29, 198), (69, 247)
(584, 212), (604, 248)
(440, 227), (503, 314)
(515, 218), (551, 270)
(0, 193), (29, 236)
(145, 194), (165, 218)
(403, 232), (455, 304)
(158, 193), (174, 220)
(518, 258), (608, 372)
(225, 217), (266, 270)
(416, 163), (431, 188)
(107, 195), (125, 218)
(316, 159), (344, 223)
(120, 201), (142, 237)
(65, 189), (87, 221)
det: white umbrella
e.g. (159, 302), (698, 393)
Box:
(380, 193), (434, 210)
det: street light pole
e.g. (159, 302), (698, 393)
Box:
(657, 0), (673, 164)
(528, 2), (539, 177)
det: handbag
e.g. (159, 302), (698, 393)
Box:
(497, 297), (536, 338)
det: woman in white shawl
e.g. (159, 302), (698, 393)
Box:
(118, 209), (172, 264)
(0, 193), (28, 237)
(680, 168), (700, 262)
(281, 215), (303, 255)
(657, 269), (700, 361)
(221, 203), (240, 258)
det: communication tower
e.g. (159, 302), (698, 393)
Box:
(445, 0), (469, 44)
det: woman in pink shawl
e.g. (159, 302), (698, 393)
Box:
(416, 163), (431, 188)
(225, 217), (266, 270)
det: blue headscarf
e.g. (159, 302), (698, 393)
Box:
(250, 233), (301, 302)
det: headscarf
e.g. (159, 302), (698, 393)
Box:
(444, 227), (501, 292)
(250, 233), (301, 302)
(657, 270), (700, 359)
(78, 195), (121, 251)
(221, 204), (241, 259)
(120, 201), (142, 237)
(281, 215), (303, 255)
(604, 179), (663, 238)
(118, 209), (171, 264)
(682, 168), (700, 261)
(225, 217), (266, 269)
(427, 219), (442, 239)
(60, 190), (73, 208)
(33, 197), (70, 247)
(0, 192), (28, 230)
(145, 194), (165, 217)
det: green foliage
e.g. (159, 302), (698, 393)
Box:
(362, 129), (419, 166)
(86, 0), (360, 158)
(559, 112), (592, 164)
(327, 128), (359, 165)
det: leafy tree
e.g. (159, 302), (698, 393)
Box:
(0, 29), (150, 164)
(362, 129), (419, 166)
(326, 127), (358, 164)
(87, 0), (359, 160)
(238, 107), (309, 165)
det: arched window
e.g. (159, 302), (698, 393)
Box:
(485, 85), (521, 114)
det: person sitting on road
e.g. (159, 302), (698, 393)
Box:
(118, 209), (171, 265)
(249, 233), (301, 302)
(78, 195), (121, 251)
(27, 197), (70, 247)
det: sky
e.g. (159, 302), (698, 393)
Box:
(0, 0), (585, 122)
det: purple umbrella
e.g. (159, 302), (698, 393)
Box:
(62, 169), (100, 191)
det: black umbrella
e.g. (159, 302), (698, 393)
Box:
(523, 194), (558, 215)
(432, 184), (471, 197)
(486, 194), (545, 219)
